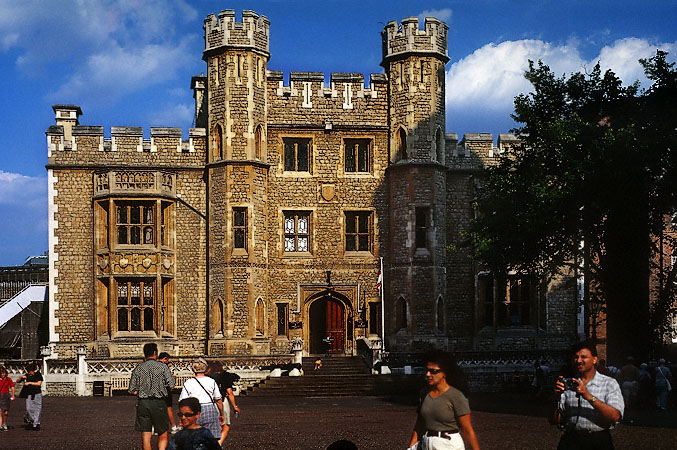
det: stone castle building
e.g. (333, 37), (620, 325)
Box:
(45, 10), (578, 361)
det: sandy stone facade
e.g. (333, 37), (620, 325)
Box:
(45, 10), (578, 360)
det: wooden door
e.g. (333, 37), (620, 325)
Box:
(325, 298), (344, 354)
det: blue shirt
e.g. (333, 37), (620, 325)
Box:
(557, 370), (624, 432)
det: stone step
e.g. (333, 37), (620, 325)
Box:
(242, 373), (423, 397)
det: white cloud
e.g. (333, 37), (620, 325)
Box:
(447, 40), (585, 112)
(149, 102), (193, 127)
(0, 0), (199, 103)
(446, 37), (677, 136)
(418, 8), (452, 24)
(596, 38), (677, 86)
(0, 170), (46, 208)
(49, 35), (197, 105)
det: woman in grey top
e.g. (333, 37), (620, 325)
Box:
(408, 350), (480, 450)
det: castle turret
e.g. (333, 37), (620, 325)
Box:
(382, 17), (450, 350)
(203, 10), (271, 354)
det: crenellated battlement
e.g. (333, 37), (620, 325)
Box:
(46, 117), (206, 157)
(267, 71), (387, 105)
(203, 9), (270, 59)
(381, 16), (449, 66)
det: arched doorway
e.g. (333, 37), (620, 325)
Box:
(309, 296), (345, 354)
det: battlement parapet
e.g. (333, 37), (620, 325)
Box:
(381, 16), (449, 66)
(203, 9), (270, 59)
(270, 71), (386, 106)
(46, 124), (207, 156)
(447, 133), (520, 170)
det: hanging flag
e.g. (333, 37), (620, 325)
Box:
(376, 269), (383, 289)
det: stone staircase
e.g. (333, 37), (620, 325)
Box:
(241, 356), (423, 397)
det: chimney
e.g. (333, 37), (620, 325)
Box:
(52, 105), (82, 143)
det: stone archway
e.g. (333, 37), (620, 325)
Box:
(308, 295), (346, 354)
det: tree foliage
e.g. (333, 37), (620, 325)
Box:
(470, 51), (677, 359)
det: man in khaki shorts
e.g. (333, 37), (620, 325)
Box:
(129, 343), (175, 450)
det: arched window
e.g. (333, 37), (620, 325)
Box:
(254, 125), (263, 160)
(436, 296), (444, 331)
(255, 298), (265, 336)
(395, 296), (407, 330)
(212, 124), (223, 161)
(435, 127), (444, 163)
(396, 128), (407, 162)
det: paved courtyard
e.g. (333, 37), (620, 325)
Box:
(1, 394), (676, 449)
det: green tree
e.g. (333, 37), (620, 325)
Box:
(470, 51), (677, 362)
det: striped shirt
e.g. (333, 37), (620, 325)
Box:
(128, 359), (175, 399)
(558, 370), (624, 432)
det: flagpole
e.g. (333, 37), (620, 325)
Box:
(379, 256), (385, 353)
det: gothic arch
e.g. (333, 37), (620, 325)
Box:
(211, 297), (225, 338)
(393, 127), (407, 163)
(211, 124), (223, 162)
(255, 297), (265, 336)
(254, 124), (264, 160)
(435, 127), (444, 163)
(395, 296), (408, 331)
(436, 295), (444, 332)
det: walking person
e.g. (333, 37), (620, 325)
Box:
(158, 352), (180, 434)
(0, 366), (16, 431)
(407, 349), (480, 450)
(129, 343), (176, 450)
(619, 356), (640, 414)
(179, 359), (224, 440)
(16, 363), (42, 431)
(206, 361), (241, 445)
(552, 341), (624, 450)
(654, 358), (673, 410)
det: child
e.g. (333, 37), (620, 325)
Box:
(0, 366), (16, 431)
(168, 397), (221, 450)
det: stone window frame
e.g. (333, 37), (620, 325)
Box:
(282, 210), (312, 256)
(368, 300), (381, 336)
(254, 125), (265, 160)
(414, 206), (430, 250)
(476, 271), (544, 329)
(343, 210), (374, 255)
(282, 136), (313, 174)
(392, 127), (407, 163)
(211, 123), (223, 162)
(343, 137), (373, 175)
(232, 206), (248, 253)
(276, 303), (289, 336)
(434, 127), (444, 164)
(435, 295), (444, 332)
(255, 297), (265, 336)
(115, 278), (157, 334)
(98, 199), (174, 252)
(395, 296), (408, 331)
(116, 201), (155, 246)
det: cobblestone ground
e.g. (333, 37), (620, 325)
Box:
(0, 394), (675, 449)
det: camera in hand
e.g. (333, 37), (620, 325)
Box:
(562, 377), (579, 391)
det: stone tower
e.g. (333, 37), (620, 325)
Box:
(381, 17), (450, 350)
(203, 10), (271, 354)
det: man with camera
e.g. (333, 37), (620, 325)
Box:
(552, 341), (624, 450)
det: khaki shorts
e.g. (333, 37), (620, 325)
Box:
(135, 398), (170, 434)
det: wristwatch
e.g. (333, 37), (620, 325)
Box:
(589, 396), (597, 404)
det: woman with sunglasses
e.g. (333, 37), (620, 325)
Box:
(407, 350), (480, 450)
(168, 397), (221, 450)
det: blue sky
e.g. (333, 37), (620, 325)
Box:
(1, 0), (676, 266)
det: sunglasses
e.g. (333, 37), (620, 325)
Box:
(177, 412), (197, 418)
(426, 368), (442, 375)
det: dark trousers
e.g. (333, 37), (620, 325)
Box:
(557, 430), (614, 450)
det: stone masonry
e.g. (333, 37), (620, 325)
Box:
(45, 10), (578, 360)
